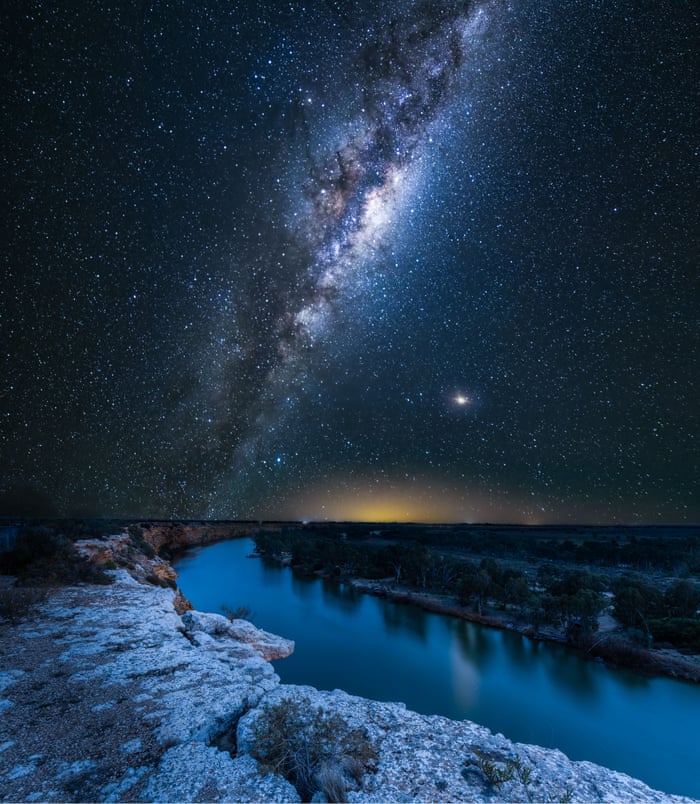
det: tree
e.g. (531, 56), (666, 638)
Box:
(612, 577), (665, 638)
(665, 579), (700, 618)
(504, 574), (530, 609)
(460, 568), (492, 615)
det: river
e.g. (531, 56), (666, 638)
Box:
(175, 537), (700, 799)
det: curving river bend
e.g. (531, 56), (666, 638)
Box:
(175, 537), (700, 799)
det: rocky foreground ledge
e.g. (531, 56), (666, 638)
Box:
(1, 564), (697, 802)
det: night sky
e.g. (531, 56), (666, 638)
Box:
(2, 0), (698, 523)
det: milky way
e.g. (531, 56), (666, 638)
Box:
(2, 0), (698, 522)
(211, 2), (491, 515)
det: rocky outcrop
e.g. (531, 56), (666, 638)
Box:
(0, 569), (294, 802)
(238, 685), (693, 803)
(181, 609), (295, 663)
(136, 521), (274, 556)
(1, 533), (697, 803)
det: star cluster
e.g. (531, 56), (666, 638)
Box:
(1, 0), (698, 523)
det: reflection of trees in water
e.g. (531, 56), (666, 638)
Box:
(501, 630), (531, 669)
(449, 637), (480, 710)
(320, 578), (363, 615)
(259, 556), (288, 585)
(381, 600), (429, 642)
(291, 572), (316, 600)
(537, 642), (605, 699)
(443, 618), (495, 670)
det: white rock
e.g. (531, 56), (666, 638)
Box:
(140, 743), (299, 802)
(181, 609), (295, 661)
(238, 685), (697, 803)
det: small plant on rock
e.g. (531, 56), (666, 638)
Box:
(247, 696), (376, 802)
(467, 748), (541, 797)
(315, 761), (348, 803)
(221, 603), (255, 622)
(477, 753), (515, 788)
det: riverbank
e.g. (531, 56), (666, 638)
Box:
(136, 521), (700, 683)
(2, 528), (698, 802)
(348, 577), (700, 683)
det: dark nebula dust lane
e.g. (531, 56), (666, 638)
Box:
(1, 0), (698, 522)
(211, 2), (492, 512)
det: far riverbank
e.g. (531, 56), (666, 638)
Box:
(247, 521), (700, 685)
(346, 576), (700, 683)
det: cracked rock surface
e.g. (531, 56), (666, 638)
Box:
(0, 570), (293, 802)
(0, 565), (696, 802)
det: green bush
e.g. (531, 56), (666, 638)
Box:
(247, 696), (376, 801)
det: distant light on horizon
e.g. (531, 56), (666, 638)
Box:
(242, 473), (681, 527)
(260, 475), (558, 525)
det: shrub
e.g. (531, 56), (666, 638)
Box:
(145, 573), (175, 588)
(649, 618), (700, 653)
(0, 586), (47, 622)
(464, 750), (544, 801)
(247, 696), (376, 801)
(128, 524), (155, 558)
(221, 604), (255, 622)
(585, 635), (653, 668)
(476, 753), (515, 788)
(315, 761), (347, 803)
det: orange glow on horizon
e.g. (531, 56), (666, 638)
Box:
(265, 476), (541, 524)
(248, 471), (630, 525)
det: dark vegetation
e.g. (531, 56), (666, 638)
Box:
(0, 524), (112, 587)
(252, 524), (700, 663)
(0, 584), (48, 623)
(245, 696), (377, 802)
(0, 522), (114, 622)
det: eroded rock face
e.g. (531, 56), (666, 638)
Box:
(136, 522), (265, 555)
(75, 533), (179, 587)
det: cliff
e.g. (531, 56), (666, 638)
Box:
(0, 533), (697, 802)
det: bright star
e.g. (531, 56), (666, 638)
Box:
(454, 394), (471, 406)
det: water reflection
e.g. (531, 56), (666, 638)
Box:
(291, 572), (316, 600)
(502, 631), (528, 666)
(381, 599), (429, 641)
(449, 637), (480, 709)
(613, 667), (652, 691)
(550, 652), (599, 699)
(320, 578), (363, 614)
(259, 557), (285, 583)
(470, 624), (495, 668)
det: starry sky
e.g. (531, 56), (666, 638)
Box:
(2, 0), (698, 523)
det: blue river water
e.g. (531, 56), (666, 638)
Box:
(175, 538), (700, 799)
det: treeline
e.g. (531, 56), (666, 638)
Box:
(360, 525), (700, 575)
(253, 529), (700, 654)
